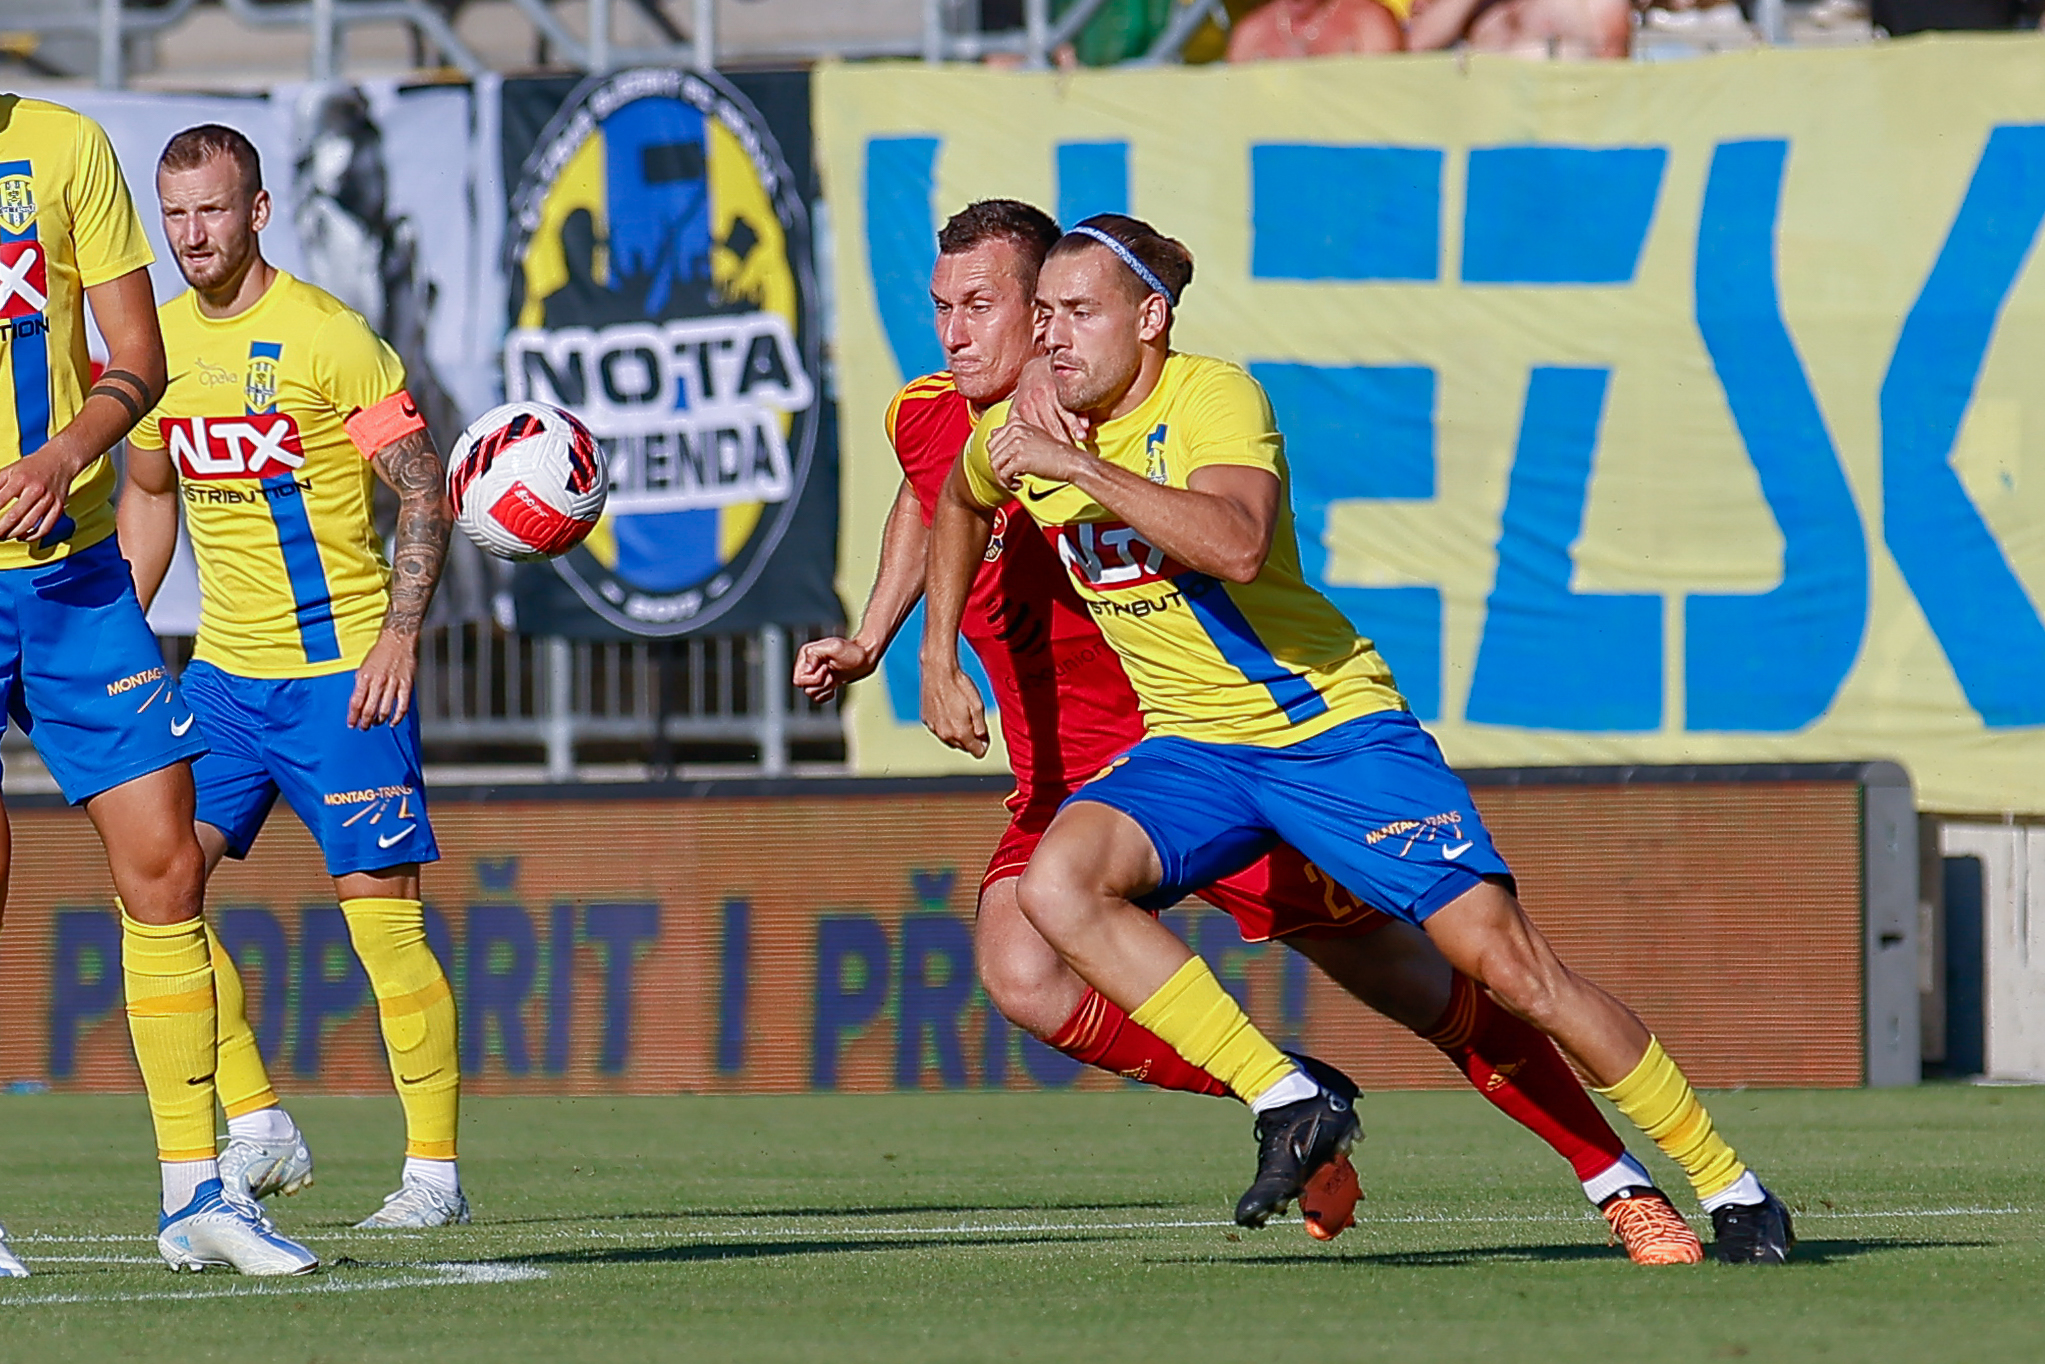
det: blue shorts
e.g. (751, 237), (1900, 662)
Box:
(183, 660), (440, 877)
(0, 537), (208, 804)
(1068, 709), (1512, 925)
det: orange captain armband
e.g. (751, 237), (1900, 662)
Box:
(343, 390), (429, 458)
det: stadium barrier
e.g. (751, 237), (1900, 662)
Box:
(0, 762), (1916, 1097)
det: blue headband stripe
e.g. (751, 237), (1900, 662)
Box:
(1071, 225), (1177, 305)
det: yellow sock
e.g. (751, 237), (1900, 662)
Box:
(122, 912), (219, 1163)
(342, 898), (460, 1160)
(1595, 1036), (1746, 1200)
(207, 924), (280, 1120)
(1129, 957), (1296, 1104)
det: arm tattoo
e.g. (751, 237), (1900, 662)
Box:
(372, 428), (452, 638)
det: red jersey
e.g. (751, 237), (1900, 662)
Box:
(886, 373), (1143, 808)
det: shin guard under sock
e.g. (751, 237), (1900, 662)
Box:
(341, 898), (460, 1160)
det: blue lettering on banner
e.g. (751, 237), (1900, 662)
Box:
(1466, 367), (1662, 731)
(295, 906), (370, 1077)
(897, 913), (974, 1089)
(812, 915), (890, 1088)
(1018, 1024), (1084, 1088)
(1255, 361), (1442, 718)
(1251, 145), (1441, 282)
(1461, 146), (1667, 285)
(545, 903), (574, 1075)
(463, 906), (537, 1075)
(1280, 951), (1311, 1054)
(717, 898), (751, 1074)
(857, 130), (2045, 741)
(584, 903), (659, 1074)
(1689, 139), (1868, 732)
(1056, 141), (1129, 225)
(219, 907), (290, 1065)
(1881, 124), (2045, 728)
(881, 599), (999, 724)
(864, 136), (945, 383)
(47, 909), (119, 1080)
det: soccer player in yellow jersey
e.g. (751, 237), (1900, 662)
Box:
(119, 124), (466, 1230)
(0, 97), (316, 1275)
(923, 213), (1794, 1263)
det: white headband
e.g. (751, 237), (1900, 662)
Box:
(1070, 224), (1177, 306)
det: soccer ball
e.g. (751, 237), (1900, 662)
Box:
(446, 401), (607, 560)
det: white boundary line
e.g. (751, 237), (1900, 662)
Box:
(1, 1205), (2026, 1308)
(0, 1262), (545, 1308)
(13, 1204), (2029, 1249)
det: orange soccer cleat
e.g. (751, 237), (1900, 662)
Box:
(1299, 1150), (1362, 1241)
(1600, 1187), (1705, 1265)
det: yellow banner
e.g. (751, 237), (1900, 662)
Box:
(818, 38), (2045, 814)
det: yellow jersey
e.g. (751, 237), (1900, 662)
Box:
(129, 272), (406, 678)
(962, 352), (1404, 748)
(0, 96), (154, 570)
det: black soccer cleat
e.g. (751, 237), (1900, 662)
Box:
(1233, 1054), (1362, 1230)
(1710, 1189), (1795, 1264)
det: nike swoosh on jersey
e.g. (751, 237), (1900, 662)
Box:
(171, 715), (195, 736)
(1443, 841), (1474, 860)
(378, 825), (417, 848)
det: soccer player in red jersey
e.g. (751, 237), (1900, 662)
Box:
(796, 200), (1702, 1263)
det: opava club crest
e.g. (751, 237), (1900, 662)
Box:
(503, 68), (819, 635)
(245, 355), (280, 411)
(0, 172), (35, 235)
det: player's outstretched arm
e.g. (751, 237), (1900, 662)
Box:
(353, 425), (452, 730)
(987, 420), (1280, 584)
(920, 461), (997, 758)
(0, 268), (166, 543)
(794, 478), (927, 704)
(117, 439), (180, 610)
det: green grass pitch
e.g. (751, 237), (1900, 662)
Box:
(2, 1086), (2043, 1362)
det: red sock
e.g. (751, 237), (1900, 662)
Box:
(1423, 972), (1626, 1183)
(1046, 988), (1230, 1098)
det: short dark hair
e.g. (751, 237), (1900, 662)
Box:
(938, 199), (1061, 268)
(158, 124), (263, 194)
(1047, 213), (1195, 305)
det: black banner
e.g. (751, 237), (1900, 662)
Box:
(500, 70), (840, 638)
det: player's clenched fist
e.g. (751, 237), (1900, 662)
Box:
(793, 635), (877, 704)
(988, 418), (1088, 491)
(921, 662), (989, 758)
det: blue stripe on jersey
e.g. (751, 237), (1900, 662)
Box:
(263, 474), (341, 663)
(1, 159), (50, 460)
(247, 339), (339, 663)
(1180, 573), (1330, 724)
(10, 303), (49, 454)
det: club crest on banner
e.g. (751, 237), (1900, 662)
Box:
(504, 68), (820, 635)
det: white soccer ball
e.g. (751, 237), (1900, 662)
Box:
(446, 401), (608, 561)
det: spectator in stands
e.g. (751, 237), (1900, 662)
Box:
(1225, 0), (1408, 57)
(1406, 0), (1632, 57)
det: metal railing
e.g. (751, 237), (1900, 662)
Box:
(414, 622), (841, 779)
(0, 624), (845, 783)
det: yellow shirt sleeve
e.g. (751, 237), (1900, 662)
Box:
(68, 112), (154, 289)
(959, 399), (1013, 509)
(1179, 361), (1283, 478)
(311, 307), (409, 432)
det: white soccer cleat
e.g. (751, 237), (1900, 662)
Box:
(0, 1223), (28, 1278)
(218, 1131), (315, 1203)
(157, 1180), (319, 1276)
(352, 1178), (471, 1229)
